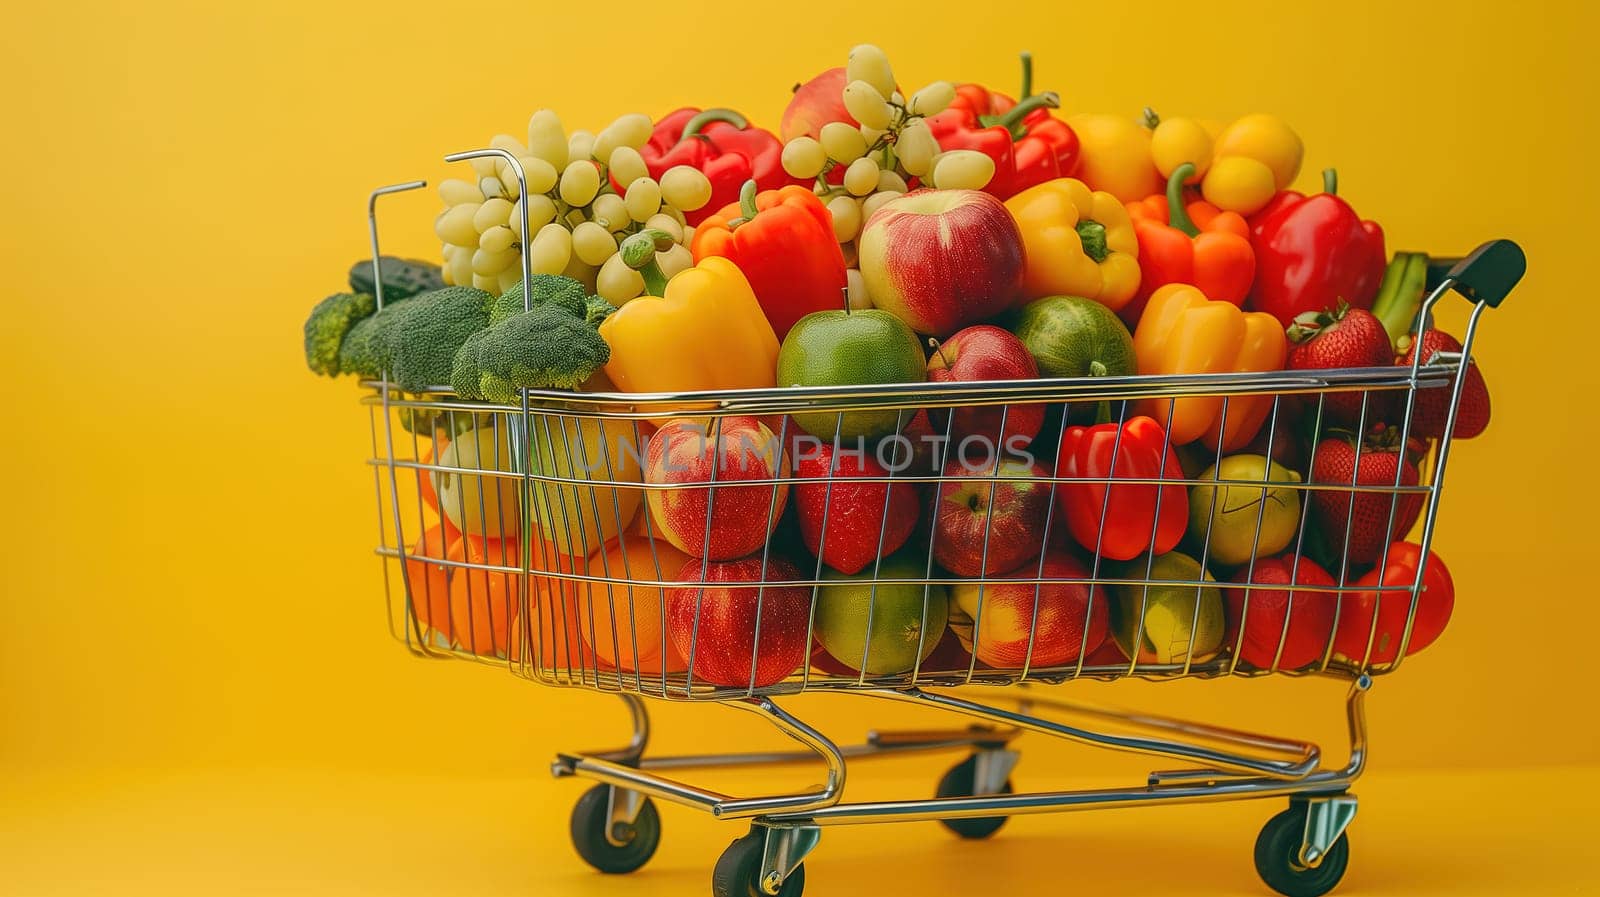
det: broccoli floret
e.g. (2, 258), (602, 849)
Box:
(585, 294), (618, 328)
(449, 329), (490, 401)
(492, 274), (589, 324)
(337, 301), (409, 379)
(474, 305), (611, 402)
(303, 291), (375, 376)
(385, 286), (496, 393)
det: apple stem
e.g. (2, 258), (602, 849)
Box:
(927, 336), (951, 367)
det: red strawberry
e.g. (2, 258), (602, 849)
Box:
(792, 440), (919, 575)
(1287, 304), (1396, 427)
(1400, 329), (1491, 439)
(1309, 430), (1423, 568)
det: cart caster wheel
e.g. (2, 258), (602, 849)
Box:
(569, 784), (660, 874)
(934, 754), (1014, 839)
(712, 830), (805, 897)
(1254, 805), (1350, 897)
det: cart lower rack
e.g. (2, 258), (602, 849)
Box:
(359, 173), (1523, 897)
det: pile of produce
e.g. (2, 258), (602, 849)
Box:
(304, 45), (1489, 686)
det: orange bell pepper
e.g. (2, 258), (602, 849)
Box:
(1133, 283), (1286, 450)
(1126, 163), (1255, 317)
(598, 230), (779, 394)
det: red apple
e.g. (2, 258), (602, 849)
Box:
(858, 189), (1026, 337)
(929, 456), (1052, 576)
(645, 416), (789, 560)
(792, 440), (919, 575)
(949, 550), (1109, 669)
(926, 324), (1045, 447)
(667, 555), (812, 688)
(1224, 556), (1338, 671)
(781, 67), (856, 142)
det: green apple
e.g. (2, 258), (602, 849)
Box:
(1110, 551), (1225, 665)
(814, 553), (949, 675)
(776, 308), (926, 441)
(1188, 454), (1302, 565)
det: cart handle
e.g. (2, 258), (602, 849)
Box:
(1424, 239), (1526, 308)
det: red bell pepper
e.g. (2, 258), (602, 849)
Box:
(1248, 169), (1387, 327)
(923, 53), (1081, 199)
(1054, 415), (1189, 561)
(627, 108), (798, 226)
(689, 181), (848, 340)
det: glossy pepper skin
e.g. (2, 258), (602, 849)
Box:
(689, 182), (847, 340)
(1126, 163), (1255, 314)
(1133, 283), (1287, 450)
(1054, 415), (1189, 561)
(628, 108), (798, 226)
(1248, 169), (1386, 327)
(598, 231), (779, 393)
(923, 54), (1081, 199)
(1005, 178), (1141, 310)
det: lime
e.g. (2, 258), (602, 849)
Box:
(1009, 295), (1137, 379)
(777, 309), (926, 441)
(1189, 454), (1302, 566)
(814, 553), (949, 676)
(1110, 551), (1225, 665)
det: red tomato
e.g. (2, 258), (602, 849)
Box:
(1334, 542), (1454, 665)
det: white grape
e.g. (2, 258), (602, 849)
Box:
(591, 193), (629, 232)
(932, 150), (996, 190)
(559, 162), (601, 207)
(609, 113), (653, 150)
(479, 224), (515, 254)
(517, 157), (559, 195)
(895, 119), (940, 177)
(656, 244), (693, 281)
(827, 195), (862, 242)
(624, 178), (663, 223)
(489, 133), (526, 156)
(473, 197), (513, 234)
(820, 122), (867, 164)
(843, 157), (880, 196)
(572, 221), (618, 266)
(845, 267), (873, 310)
(567, 130), (596, 164)
(909, 81), (955, 117)
(471, 272), (498, 291)
(439, 178), (481, 206)
(527, 110), (568, 169)
(597, 253), (645, 305)
(608, 146), (649, 189)
(479, 175), (506, 200)
(472, 245), (517, 276)
(435, 203), (481, 246)
(529, 222), (573, 274)
(659, 166), (712, 211)
(876, 169), (909, 193)
(781, 137), (827, 178)
(843, 80), (894, 131)
(861, 190), (898, 223)
(496, 268), (522, 295)
(845, 45), (896, 98)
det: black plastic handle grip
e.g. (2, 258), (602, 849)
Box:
(1423, 239), (1526, 308)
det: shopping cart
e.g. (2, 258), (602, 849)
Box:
(358, 157), (1524, 897)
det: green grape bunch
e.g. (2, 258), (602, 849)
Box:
(434, 110), (710, 304)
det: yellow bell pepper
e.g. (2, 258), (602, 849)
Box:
(1004, 178), (1142, 312)
(598, 230), (779, 394)
(1132, 283), (1287, 450)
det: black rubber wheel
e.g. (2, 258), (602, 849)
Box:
(934, 754), (1014, 839)
(1253, 804), (1351, 897)
(712, 829), (805, 897)
(569, 784), (661, 874)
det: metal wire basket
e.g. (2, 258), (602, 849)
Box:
(355, 164), (1524, 897)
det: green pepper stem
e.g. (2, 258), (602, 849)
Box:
(1166, 163), (1200, 237)
(1018, 52), (1034, 99)
(1076, 220), (1110, 263)
(680, 108), (749, 142)
(996, 91), (1060, 133)
(1089, 362), (1112, 424)
(620, 229), (674, 297)
(738, 179), (759, 220)
(1323, 168), (1338, 196)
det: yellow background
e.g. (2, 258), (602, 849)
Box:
(4, 1), (1598, 894)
